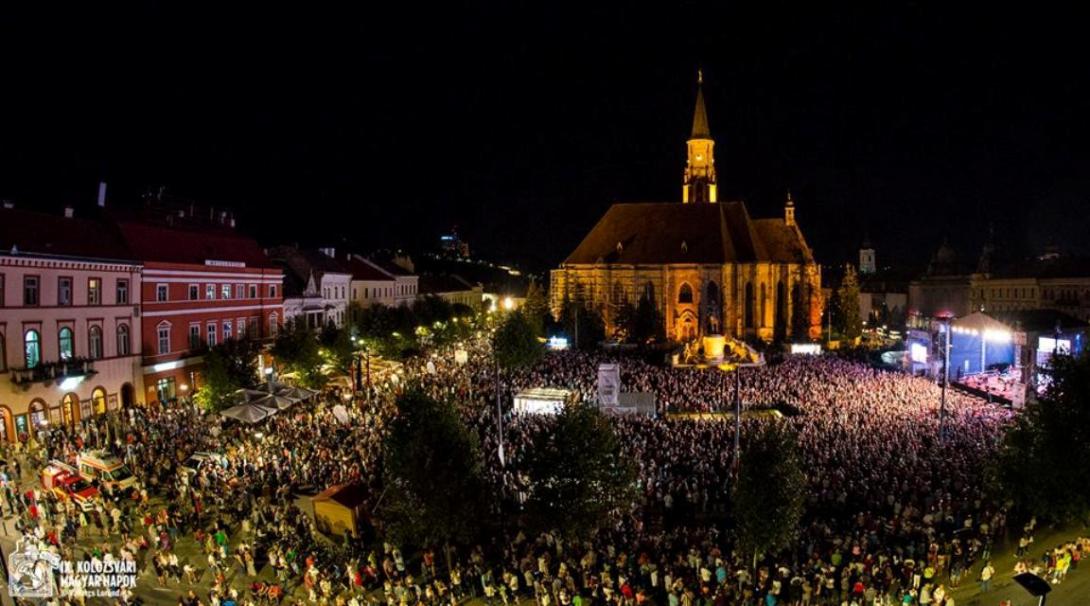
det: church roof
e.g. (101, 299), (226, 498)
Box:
(562, 202), (811, 266)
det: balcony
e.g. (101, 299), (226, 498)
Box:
(9, 358), (98, 387)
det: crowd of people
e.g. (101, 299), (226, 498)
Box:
(0, 334), (1081, 606)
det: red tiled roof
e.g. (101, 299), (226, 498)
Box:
(116, 221), (275, 268)
(0, 208), (134, 261)
(563, 201), (809, 266)
(344, 255), (394, 282)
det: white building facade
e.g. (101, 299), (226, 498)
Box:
(0, 209), (145, 441)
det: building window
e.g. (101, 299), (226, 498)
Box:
(249, 284), (257, 299)
(117, 279), (129, 304)
(236, 284), (245, 299)
(189, 284), (199, 300)
(24, 276), (40, 306)
(88, 278), (101, 305)
(207, 323), (217, 347)
(91, 387), (107, 415)
(223, 321), (232, 341)
(156, 377), (177, 403)
(58, 277), (73, 306)
(221, 284), (231, 299)
(29, 399), (48, 428)
(156, 283), (169, 302)
(269, 314), (279, 337)
(269, 285), (278, 299)
(678, 283), (694, 304)
(157, 322), (171, 355)
(88, 325), (103, 359)
(206, 284), (215, 300)
(0, 333), (5, 371)
(237, 318), (247, 339)
(189, 324), (201, 349)
(0, 275), (4, 306)
(24, 329), (41, 368)
(117, 324), (130, 356)
(58, 327), (74, 360)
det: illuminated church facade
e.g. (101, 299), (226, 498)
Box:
(550, 74), (823, 343)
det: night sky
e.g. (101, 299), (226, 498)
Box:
(2, 2), (1088, 273)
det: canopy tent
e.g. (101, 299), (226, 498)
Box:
(230, 388), (271, 405)
(250, 392), (298, 411)
(513, 387), (574, 415)
(220, 403), (277, 424)
(276, 385), (319, 402)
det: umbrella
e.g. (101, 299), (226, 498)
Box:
(220, 403), (275, 424)
(250, 392), (297, 411)
(276, 385), (318, 402)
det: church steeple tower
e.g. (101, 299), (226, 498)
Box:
(683, 69), (717, 203)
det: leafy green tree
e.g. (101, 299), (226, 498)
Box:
(194, 339), (261, 412)
(381, 390), (486, 569)
(560, 297), (605, 350)
(493, 310), (543, 371)
(521, 403), (637, 538)
(522, 279), (549, 338)
(270, 321), (326, 388)
(319, 322), (356, 376)
(997, 352), (1090, 523)
(834, 265), (863, 340)
(791, 282), (811, 341)
(734, 421), (806, 570)
(630, 295), (664, 344)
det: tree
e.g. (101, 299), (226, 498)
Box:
(791, 283), (811, 341)
(733, 421), (806, 570)
(996, 351), (1090, 523)
(381, 390), (486, 569)
(270, 321), (326, 388)
(319, 322), (355, 376)
(630, 295), (664, 344)
(522, 279), (549, 338)
(194, 339), (261, 412)
(493, 310), (543, 371)
(560, 297), (605, 350)
(834, 265), (863, 340)
(521, 403), (637, 538)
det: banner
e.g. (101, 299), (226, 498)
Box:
(598, 363), (620, 407)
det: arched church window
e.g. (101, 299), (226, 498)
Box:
(678, 283), (694, 304)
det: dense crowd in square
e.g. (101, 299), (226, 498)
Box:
(0, 336), (1084, 606)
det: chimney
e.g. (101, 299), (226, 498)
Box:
(64, 206), (75, 218)
(1, 200), (13, 209)
(97, 182), (107, 207)
(320, 247), (336, 258)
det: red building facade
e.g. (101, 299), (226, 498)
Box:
(116, 219), (283, 406)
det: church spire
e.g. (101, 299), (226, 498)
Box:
(690, 69), (711, 139)
(683, 69), (717, 203)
